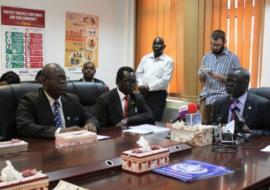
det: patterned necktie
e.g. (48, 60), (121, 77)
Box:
(123, 95), (129, 118)
(230, 99), (240, 121)
(53, 101), (63, 128)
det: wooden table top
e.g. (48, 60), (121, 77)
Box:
(73, 135), (270, 190)
(1, 128), (270, 190)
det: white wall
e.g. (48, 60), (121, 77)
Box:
(260, 0), (270, 87)
(0, 0), (135, 88)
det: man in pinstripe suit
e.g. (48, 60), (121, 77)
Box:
(198, 30), (240, 125)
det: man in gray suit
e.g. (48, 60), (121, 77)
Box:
(16, 63), (97, 138)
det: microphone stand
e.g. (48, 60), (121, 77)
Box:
(212, 118), (238, 153)
(234, 121), (250, 143)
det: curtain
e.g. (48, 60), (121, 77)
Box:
(204, 0), (265, 87)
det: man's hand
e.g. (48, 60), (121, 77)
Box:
(243, 124), (251, 133)
(83, 123), (97, 132)
(138, 85), (149, 94)
(60, 126), (82, 133)
(208, 71), (227, 83)
(115, 119), (128, 129)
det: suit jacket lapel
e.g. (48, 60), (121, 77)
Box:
(39, 89), (55, 125)
(219, 97), (230, 122)
(128, 94), (137, 116)
(61, 95), (75, 126)
(243, 94), (252, 121)
(111, 89), (124, 120)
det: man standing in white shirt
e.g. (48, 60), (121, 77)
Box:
(136, 37), (173, 121)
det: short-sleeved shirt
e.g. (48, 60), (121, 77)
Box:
(136, 53), (173, 91)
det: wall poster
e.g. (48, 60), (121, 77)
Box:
(65, 12), (98, 74)
(1, 6), (45, 79)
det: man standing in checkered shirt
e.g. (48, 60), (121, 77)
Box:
(198, 30), (240, 125)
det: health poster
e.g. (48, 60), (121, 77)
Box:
(1, 6), (45, 78)
(65, 12), (98, 72)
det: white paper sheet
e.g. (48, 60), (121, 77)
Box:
(123, 124), (170, 136)
(97, 135), (110, 141)
(222, 120), (235, 133)
(261, 145), (270, 152)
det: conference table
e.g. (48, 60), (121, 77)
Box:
(1, 128), (270, 190)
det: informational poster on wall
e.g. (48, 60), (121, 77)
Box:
(65, 12), (98, 74)
(1, 6), (45, 79)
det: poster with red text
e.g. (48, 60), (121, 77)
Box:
(1, 6), (45, 79)
(65, 12), (98, 74)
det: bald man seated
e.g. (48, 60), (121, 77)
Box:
(16, 63), (97, 138)
(212, 67), (270, 135)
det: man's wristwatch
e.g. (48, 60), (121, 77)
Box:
(121, 118), (128, 126)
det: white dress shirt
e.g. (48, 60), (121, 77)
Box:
(136, 53), (173, 91)
(117, 88), (128, 114)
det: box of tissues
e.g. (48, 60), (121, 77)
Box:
(55, 130), (97, 148)
(0, 139), (28, 154)
(121, 136), (169, 174)
(0, 161), (49, 190)
(170, 122), (214, 147)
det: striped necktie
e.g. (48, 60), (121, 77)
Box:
(230, 99), (240, 121)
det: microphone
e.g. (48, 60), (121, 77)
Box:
(188, 102), (198, 114)
(216, 114), (224, 125)
(231, 108), (245, 124)
(185, 103), (201, 126)
(231, 107), (245, 134)
(229, 95), (245, 132)
(171, 105), (188, 123)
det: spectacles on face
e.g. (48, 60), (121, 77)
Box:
(46, 75), (69, 82)
(210, 42), (223, 48)
(122, 79), (137, 86)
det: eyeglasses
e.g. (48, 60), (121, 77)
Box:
(122, 80), (137, 86)
(210, 42), (223, 48)
(46, 75), (70, 81)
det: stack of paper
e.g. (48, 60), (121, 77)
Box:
(123, 124), (170, 137)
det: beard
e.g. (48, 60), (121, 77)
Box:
(212, 46), (225, 55)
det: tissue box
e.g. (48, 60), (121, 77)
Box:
(55, 130), (97, 148)
(121, 145), (169, 174)
(170, 122), (214, 147)
(0, 139), (28, 154)
(0, 173), (48, 190)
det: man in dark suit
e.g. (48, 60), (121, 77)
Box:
(212, 67), (270, 134)
(79, 62), (105, 85)
(96, 66), (155, 128)
(16, 63), (97, 138)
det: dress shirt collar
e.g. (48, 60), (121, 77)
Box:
(236, 91), (247, 106)
(149, 53), (166, 61)
(44, 90), (62, 108)
(211, 47), (228, 56)
(117, 88), (126, 101)
(82, 77), (94, 82)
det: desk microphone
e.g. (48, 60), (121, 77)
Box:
(185, 103), (201, 126)
(171, 105), (188, 123)
(231, 107), (245, 125)
(187, 102), (198, 114)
